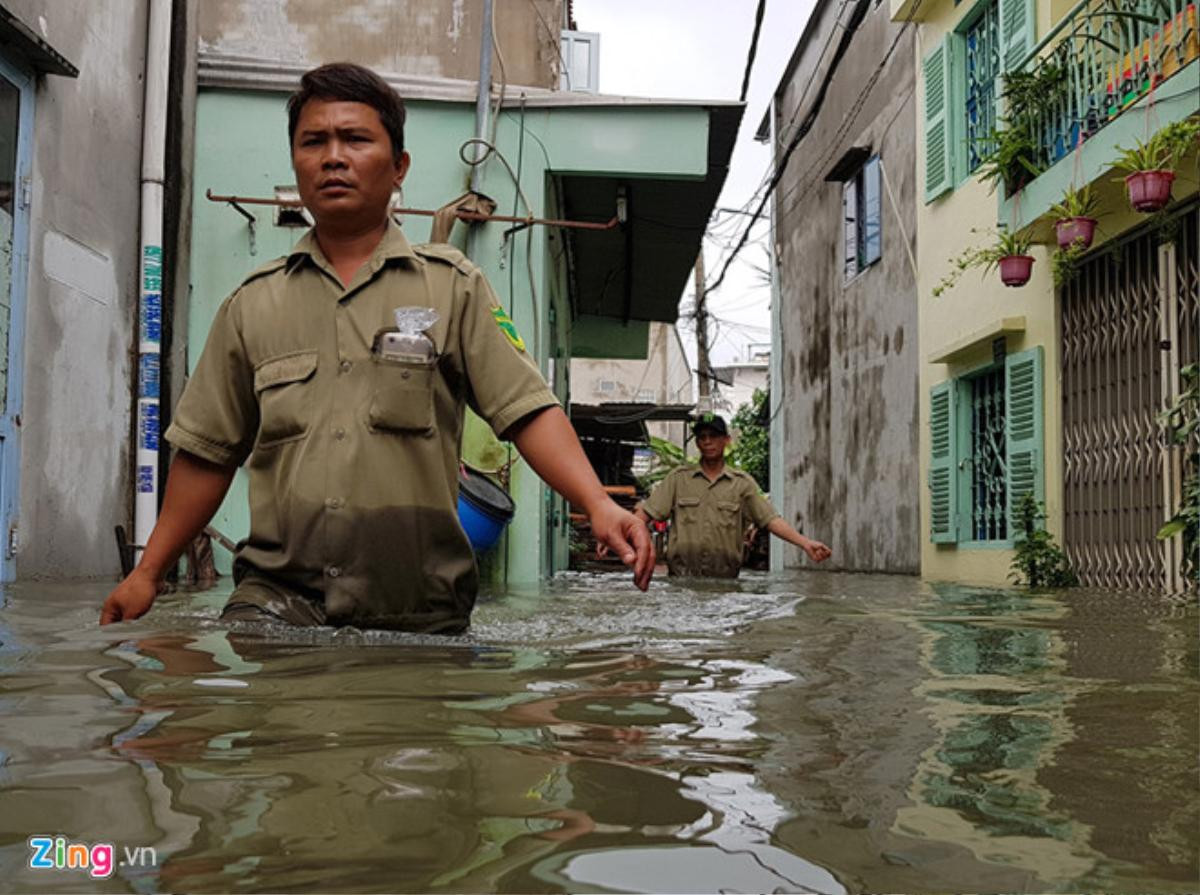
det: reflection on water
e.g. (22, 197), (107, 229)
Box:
(0, 574), (1194, 893)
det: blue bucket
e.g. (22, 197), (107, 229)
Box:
(457, 468), (515, 552)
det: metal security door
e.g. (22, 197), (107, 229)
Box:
(1060, 204), (1199, 591)
(0, 56), (33, 582)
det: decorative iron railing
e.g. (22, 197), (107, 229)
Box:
(1017, 0), (1199, 171)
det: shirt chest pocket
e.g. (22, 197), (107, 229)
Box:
(676, 496), (701, 522)
(254, 350), (318, 448)
(368, 357), (435, 435)
(716, 501), (741, 527)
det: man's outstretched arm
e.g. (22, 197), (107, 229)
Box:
(766, 517), (832, 563)
(100, 451), (237, 624)
(508, 405), (654, 590)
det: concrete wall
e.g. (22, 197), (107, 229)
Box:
(199, 0), (563, 88)
(3, 2), (149, 577)
(769, 0), (920, 574)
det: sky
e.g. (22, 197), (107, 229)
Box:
(572, 0), (816, 367)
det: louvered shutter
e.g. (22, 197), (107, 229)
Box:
(930, 379), (958, 542)
(1005, 346), (1045, 533)
(923, 39), (954, 202)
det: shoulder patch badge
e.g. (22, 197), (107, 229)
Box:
(491, 306), (526, 352)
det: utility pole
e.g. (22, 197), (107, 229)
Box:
(694, 252), (712, 409)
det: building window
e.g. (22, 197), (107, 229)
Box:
(922, 0), (1036, 201)
(964, 0), (1001, 174)
(842, 155), (882, 281)
(560, 31), (600, 93)
(928, 347), (1044, 545)
(968, 366), (1007, 540)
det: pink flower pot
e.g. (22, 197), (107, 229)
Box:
(1124, 170), (1175, 212)
(998, 254), (1034, 287)
(1055, 216), (1097, 249)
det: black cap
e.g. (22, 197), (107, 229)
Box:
(692, 412), (728, 437)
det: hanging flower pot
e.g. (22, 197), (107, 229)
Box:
(1055, 216), (1097, 249)
(998, 254), (1034, 286)
(1124, 170), (1175, 212)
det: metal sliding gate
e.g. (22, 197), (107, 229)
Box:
(1060, 203), (1199, 591)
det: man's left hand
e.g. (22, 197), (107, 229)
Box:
(589, 500), (654, 590)
(801, 538), (832, 563)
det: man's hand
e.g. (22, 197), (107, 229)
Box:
(100, 568), (163, 625)
(800, 536), (832, 563)
(589, 500), (654, 590)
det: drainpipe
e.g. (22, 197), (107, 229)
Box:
(465, 0), (494, 261)
(134, 0), (171, 558)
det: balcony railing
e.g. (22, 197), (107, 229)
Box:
(1017, 0), (1198, 171)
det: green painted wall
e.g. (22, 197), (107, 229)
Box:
(188, 89), (711, 584)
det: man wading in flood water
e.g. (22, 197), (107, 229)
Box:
(627, 413), (831, 578)
(101, 62), (653, 631)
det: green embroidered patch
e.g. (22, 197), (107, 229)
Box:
(491, 306), (526, 352)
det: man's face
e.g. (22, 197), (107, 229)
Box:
(291, 98), (410, 229)
(695, 430), (729, 460)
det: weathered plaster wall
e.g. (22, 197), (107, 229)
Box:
(6, 1), (149, 577)
(771, 0), (920, 573)
(199, 0), (563, 88)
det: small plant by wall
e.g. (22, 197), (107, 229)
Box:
(1156, 363), (1198, 586)
(1010, 494), (1078, 588)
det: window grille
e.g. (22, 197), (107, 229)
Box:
(970, 367), (1008, 541)
(965, 1), (1001, 174)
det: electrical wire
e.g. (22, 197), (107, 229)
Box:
(702, 0), (876, 301)
(740, 0), (768, 102)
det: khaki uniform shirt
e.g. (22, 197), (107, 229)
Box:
(165, 220), (557, 632)
(639, 465), (779, 577)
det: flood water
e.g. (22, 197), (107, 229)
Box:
(0, 571), (1195, 893)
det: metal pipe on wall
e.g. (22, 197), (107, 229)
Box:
(465, 0), (494, 261)
(134, 0), (172, 556)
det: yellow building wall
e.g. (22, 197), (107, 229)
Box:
(913, 0), (1198, 585)
(913, 0), (1065, 586)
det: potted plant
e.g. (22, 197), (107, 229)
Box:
(932, 227), (1037, 297)
(1112, 118), (1200, 212)
(994, 227), (1037, 286)
(1049, 184), (1100, 249)
(976, 66), (1063, 197)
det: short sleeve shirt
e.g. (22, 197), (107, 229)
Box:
(638, 465), (780, 577)
(164, 220), (558, 631)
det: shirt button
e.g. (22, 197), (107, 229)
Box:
(333, 427), (346, 440)
(340, 360), (352, 374)
(325, 497), (343, 509)
(326, 565), (341, 579)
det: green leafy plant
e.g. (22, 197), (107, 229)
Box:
(1156, 363), (1199, 585)
(1112, 118), (1200, 173)
(1051, 240), (1087, 288)
(1010, 494), (1078, 587)
(975, 65), (1065, 196)
(1049, 183), (1100, 221)
(729, 388), (770, 492)
(932, 226), (1037, 297)
(637, 436), (695, 491)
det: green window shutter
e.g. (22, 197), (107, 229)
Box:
(999, 0), (1035, 73)
(1005, 346), (1044, 532)
(929, 379), (958, 542)
(923, 38), (954, 202)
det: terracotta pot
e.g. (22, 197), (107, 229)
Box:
(998, 254), (1034, 286)
(1055, 216), (1097, 249)
(1124, 170), (1175, 212)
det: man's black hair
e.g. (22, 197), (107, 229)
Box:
(287, 62), (407, 163)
